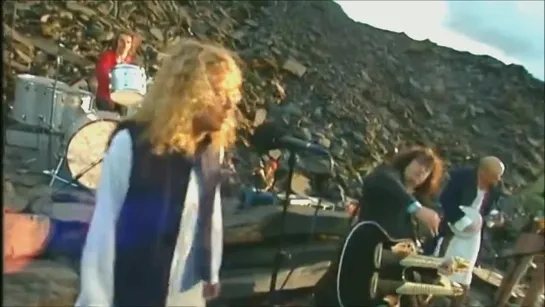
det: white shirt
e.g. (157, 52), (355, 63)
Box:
(75, 129), (223, 307)
(444, 188), (486, 285)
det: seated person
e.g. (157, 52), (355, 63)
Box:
(4, 209), (90, 273)
(314, 146), (444, 307)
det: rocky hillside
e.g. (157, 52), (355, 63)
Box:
(3, 0), (544, 199)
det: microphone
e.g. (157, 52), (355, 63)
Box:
(251, 121), (330, 156)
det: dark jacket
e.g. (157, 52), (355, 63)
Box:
(314, 165), (420, 306)
(358, 165), (419, 240)
(438, 167), (505, 236)
(111, 121), (221, 307)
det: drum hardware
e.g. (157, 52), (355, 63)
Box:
(43, 166), (79, 188)
(44, 50), (65, 185)
(80, 95), (94, 113)
(43, 155), (104, 191)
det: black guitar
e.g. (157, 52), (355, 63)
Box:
(320, 221), (467, 307)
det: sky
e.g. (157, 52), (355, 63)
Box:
(336, 0), (545, 81)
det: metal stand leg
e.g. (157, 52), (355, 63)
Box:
(42, 155), (78, 188)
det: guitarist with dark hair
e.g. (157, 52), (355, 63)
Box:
(314, 146), (445, 307)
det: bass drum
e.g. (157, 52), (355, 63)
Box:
(64, 111), (120, 190)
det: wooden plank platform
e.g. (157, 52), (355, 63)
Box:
(223, 200), (351, 245)
(473, 267), (526, 298)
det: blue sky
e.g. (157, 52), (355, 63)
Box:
(336, 1), (545, 81)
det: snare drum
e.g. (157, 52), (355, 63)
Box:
(110, 64), (147, 106)
(13, 74), (73, 130)
(64, 111), (120, 189)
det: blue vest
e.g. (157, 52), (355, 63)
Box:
(109, 121), (221, 306)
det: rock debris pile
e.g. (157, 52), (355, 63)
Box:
(3, 0), (544, 198)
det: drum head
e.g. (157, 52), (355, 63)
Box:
(66, 116), (118, 190)
(111, 91), (143, 106)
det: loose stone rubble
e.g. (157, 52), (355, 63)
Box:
(3, 0), (544, 198)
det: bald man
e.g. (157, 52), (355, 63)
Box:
(424, 156), (507, 307)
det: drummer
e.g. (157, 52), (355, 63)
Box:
(95, 31), (142, 116)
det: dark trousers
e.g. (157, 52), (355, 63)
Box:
(96, 98), (127, 116)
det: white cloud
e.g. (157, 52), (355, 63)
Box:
(336, 0), (544, 80)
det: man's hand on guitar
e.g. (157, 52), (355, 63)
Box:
(414, 207), (440, 236)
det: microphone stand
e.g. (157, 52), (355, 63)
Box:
(268, 149), (297, 299)
(267, 151), (336, 302)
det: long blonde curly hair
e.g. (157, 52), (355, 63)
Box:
(132, 39), (242, 156)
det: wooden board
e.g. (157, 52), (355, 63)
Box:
(473, 267), (526, 298)
(220, 261), (330, 300)
(223, 203), (351, 245)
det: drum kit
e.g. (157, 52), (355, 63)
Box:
(7, 57), (151, 192)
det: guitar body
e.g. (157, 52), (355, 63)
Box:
(333, 221), (414, 307)
(314, 221), (469, 307)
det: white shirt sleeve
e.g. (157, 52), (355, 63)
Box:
(453, 216), (474, 232)
(210, 148), (224, 284)
(75, 129), (132, 307)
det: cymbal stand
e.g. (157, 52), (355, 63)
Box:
(40, 47), (64, 178)
(44, 48), (62, 168)
(43, 155), (72, 187)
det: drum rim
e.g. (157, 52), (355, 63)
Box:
(65, 117), (119, 189)
(16, 75), (70, 88)
(112, 64), (141, 69)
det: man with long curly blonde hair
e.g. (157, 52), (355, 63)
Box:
(76, 39), (242, 307)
